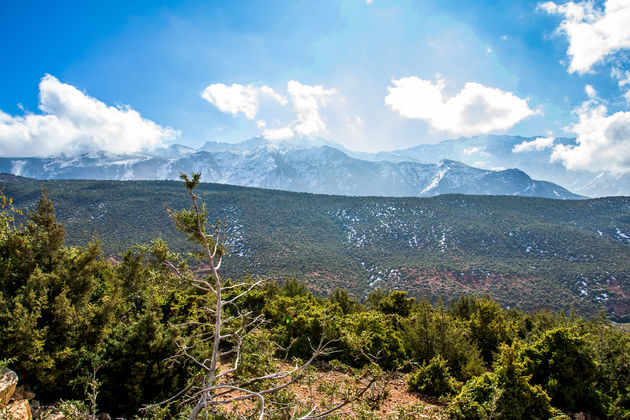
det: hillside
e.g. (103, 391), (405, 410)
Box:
(2, 176), (629, 320)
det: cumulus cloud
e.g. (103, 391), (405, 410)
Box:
(287, 80), (336, 137)
(200, 83), (287, 120)
(513, 136), (556, 153)
(384, 75), (536, 136)
(540, 0), (630, 74)
(0, 75), (177, 157)
(202, 80), (336, 140)
(550, 100), (630, 173)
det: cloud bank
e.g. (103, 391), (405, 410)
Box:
(384, 76), (536, 136)
(200, 83), (288, 120)
(201, 80), (336, 140)
(540, 0), (630, 74)
(551, 99), (630, 173)
(0, 75), (177, 157)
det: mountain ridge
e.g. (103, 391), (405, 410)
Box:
(0, 136), (583, 199)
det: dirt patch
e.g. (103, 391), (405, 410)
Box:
(208, 361), (446, 419)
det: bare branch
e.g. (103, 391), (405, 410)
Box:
(165, 174), (356, 420)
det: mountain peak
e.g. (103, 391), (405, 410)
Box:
(0, 136), (583, 199)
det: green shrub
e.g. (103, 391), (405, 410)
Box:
(407, 354), (460, 397)
(448, 342), (552, 420)
(402, 300), (485, 381)
(524, 327), (602, 415)
(264, 293), (338, 359)
(609, 388), (630, 420)
(339, 311), (406, 370)
(366, 289), (415, 317)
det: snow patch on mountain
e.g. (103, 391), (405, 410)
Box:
(0, 136), (583, 199)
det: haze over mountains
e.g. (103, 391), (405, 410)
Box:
(0, 135), (603, 199)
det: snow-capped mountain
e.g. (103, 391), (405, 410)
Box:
(0, 137), (582, 199)
(354, 135), (629, 198)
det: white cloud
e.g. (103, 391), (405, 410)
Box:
(611, 67), (630, 103)
(540, 0), (630, 74)
(287, 80), (336, 137)
(584, 84), (597, 98)
(0, 75), (177, 157)
(551, 100), (630, 173)
(259, 86), (289, 106)
(513, 136), (556, 153)
(463, 146), (483, 155)
(384, 75), (536, 136)
(200, 83), (287, 119)
(262, 125), (294, 140)
(201, 80), (336, 140)
(611, 67), (630, 86)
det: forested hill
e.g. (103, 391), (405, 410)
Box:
(2, 176), (630, 321)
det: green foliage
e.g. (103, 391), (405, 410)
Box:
(0, 191), (189, 416)
(338, 311), (406, 370)
(587, 315), (630, 415)
(524, 327), (602, 414)
(1, 186), (630, 418)
(448, 342), (552, 420)
(402, 299), (485, 381)
(98, 308), (187, 414)
(366, 290), (415, 317)
(0, 192), (111, 394)
(0, 189), (21, 241)
(264, 293), (337, 359)
(4, 178), (630, 321)
(609, 388), (630, 420)
(407, 354), (461, 397)
(330, 288), (361, 314)
(52, 400), (91, 420)
(463, 296), (512, 365)
(281, 277), (309, 298)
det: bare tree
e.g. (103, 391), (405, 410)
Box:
(151, 173), (374, 419)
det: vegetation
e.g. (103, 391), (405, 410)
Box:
(0, 179), (629, 418)
(2, 177), (630, 322)
(407, 354), (460, 397)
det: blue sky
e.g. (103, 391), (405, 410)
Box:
(1, 0), (629, 172)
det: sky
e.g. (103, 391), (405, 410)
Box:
(1, 0), (630, 173)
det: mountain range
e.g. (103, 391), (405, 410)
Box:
(361, 135), (629, 198)
(0, 136), (590, 199)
